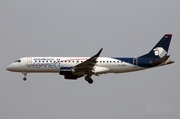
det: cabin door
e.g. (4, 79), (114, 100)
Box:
(27, 57), (32, 67)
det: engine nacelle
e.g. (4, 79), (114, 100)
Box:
(59, 67), (75, 75)
(64, 75), (78, 80)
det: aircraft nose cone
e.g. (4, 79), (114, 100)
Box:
(6, 65), (11, 71)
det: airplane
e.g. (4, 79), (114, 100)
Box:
(6, 34), (174, 84)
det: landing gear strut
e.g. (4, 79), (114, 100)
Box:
(85, 75), (93, 84)
(22, 72), (27, 81)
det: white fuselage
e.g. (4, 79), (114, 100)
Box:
(7, 57), (145, 74)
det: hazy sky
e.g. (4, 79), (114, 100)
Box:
(1, 0), (179, 119)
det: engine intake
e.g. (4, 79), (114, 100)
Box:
(59, 67), (75, 75)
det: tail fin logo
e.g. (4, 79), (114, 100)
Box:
(153, 47), (167, 58)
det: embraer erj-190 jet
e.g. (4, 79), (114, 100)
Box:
(6, 34), (174, 84)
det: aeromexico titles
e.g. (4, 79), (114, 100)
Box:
(6, 34), (174, 84)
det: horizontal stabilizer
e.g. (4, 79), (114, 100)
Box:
(151, 55), (170, 66)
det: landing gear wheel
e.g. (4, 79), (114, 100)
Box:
(85, 76), (93, 84)
(23, 77), (27, 81)
(88, 79), (93, 84)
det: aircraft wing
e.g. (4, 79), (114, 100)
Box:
(74, 48), (103, 75)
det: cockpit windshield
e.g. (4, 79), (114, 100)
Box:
(14, 60), (21, 62)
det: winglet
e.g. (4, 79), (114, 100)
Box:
(94, 48), (103, 57)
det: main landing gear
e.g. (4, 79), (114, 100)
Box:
(85, 75), (93, 84)
(22, 72), (27, 81)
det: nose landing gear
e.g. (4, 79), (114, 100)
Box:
(22, 72), (27, 81)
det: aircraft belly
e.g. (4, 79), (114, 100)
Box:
(108, 65), (144, 73)
(94, 66), (110, 74)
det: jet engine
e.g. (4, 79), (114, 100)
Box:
(64, 75), (78, 79)
(59, 67), (75, 75)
